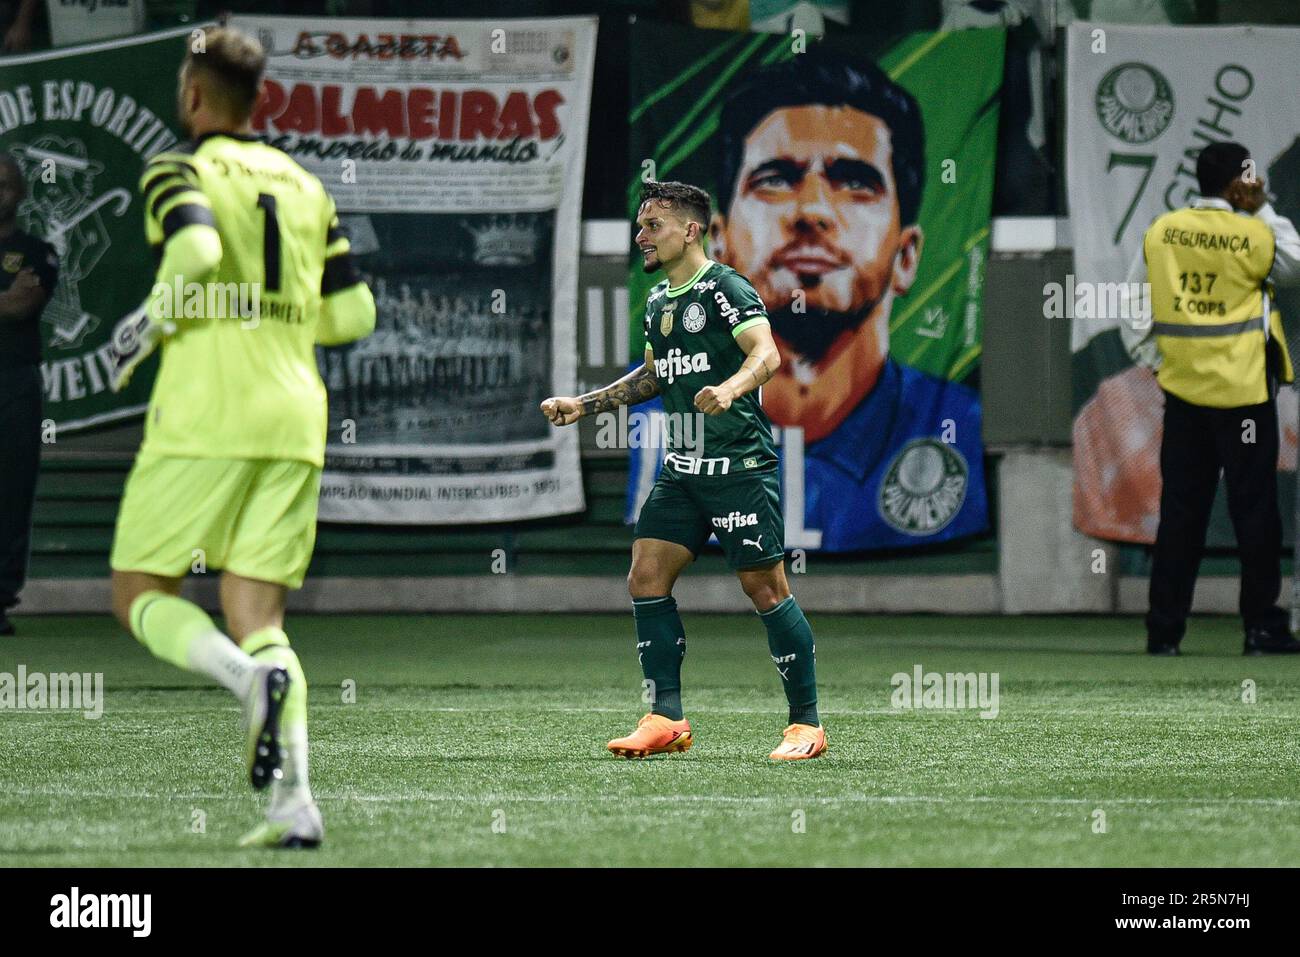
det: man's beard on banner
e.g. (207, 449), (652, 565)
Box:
(769, 302), (869, 363)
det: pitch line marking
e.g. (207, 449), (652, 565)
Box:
(7, 788), (1300, 808)
(20, 705), (1293, 718)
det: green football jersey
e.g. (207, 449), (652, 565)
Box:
(642, 259), (777, 476)
(138, 131), (363, 467)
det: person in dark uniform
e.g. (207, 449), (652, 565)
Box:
(1124, 142), (1300, 655)
(0, 155), (58, 635)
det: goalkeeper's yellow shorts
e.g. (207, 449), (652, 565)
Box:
(110, 453), (322, 589)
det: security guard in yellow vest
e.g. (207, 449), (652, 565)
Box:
(1125, 142), (1300, 655)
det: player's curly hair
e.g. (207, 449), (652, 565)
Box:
(638, 180), (712, 232)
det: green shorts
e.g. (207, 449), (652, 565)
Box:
(110, 453), (322, 589)
(634, 464), (784, 569)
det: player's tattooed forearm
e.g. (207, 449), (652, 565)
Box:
(733, 351), (777, 396)
(579, 364), (660, 414)
(743, 356), (774, 390)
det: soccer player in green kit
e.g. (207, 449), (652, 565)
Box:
(107, 27), (375, 846)
(541, 181), (825, 760)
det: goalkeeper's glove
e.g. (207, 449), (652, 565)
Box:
(109, 304), (175, 392)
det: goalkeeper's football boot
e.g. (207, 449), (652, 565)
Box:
(769, 723), (827, 761)
(607, 713), (692, 758)
(238, 800), (323, 849)
(242, 665), (290, 790)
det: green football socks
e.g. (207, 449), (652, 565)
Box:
(632, 596), (687, 721)
(128, 591), (257, 698)
(759, 596), (820, 727)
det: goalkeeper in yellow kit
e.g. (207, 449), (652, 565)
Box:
(108, 27), (375, 848)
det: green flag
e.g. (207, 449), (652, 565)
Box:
(0, 25), (198, 430)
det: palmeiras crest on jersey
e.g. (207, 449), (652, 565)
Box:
(877, 437), (968, 536)
(9, 136), (131, 351)
(683, 302), (706, 333)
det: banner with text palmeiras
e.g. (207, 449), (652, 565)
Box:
(1068, 23), (1300, 546)
(232, 15), (594, 523)
(0, 26), (196, 431)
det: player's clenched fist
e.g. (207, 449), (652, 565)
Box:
(540, 396), (583, 426)
(694, 384), (733, 415)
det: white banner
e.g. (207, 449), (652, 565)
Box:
(1067, 21), (1300, 348)
(232, 15), (594, 524)
(1067, 22), (1300, 544)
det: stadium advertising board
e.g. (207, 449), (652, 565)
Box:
(233, 15), (594, 524)
(625, 24), (1003, 551)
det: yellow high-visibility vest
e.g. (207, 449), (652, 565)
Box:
(1145, 205), (1292, 408)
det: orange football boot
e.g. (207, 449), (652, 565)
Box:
(607, 713), (693, 758)
(769, 723), (827, 760)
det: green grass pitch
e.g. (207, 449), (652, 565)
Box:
(3, 612), (1300, 867)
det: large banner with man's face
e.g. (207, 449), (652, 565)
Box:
(626, 25), (1002, 551)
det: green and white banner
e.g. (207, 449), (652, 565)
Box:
(0, 26), (195, 431)
(626, 24), (1001, 551)
(1068, 22), (1300, 545)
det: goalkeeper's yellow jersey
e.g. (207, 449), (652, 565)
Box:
(139, 130), (374, 467)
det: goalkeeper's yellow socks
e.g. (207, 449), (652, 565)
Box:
(632, 596), (687, 721)
(758, 596), (820, 728)
(129, 591), (258, 698)
(243, 626), (312, 808)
